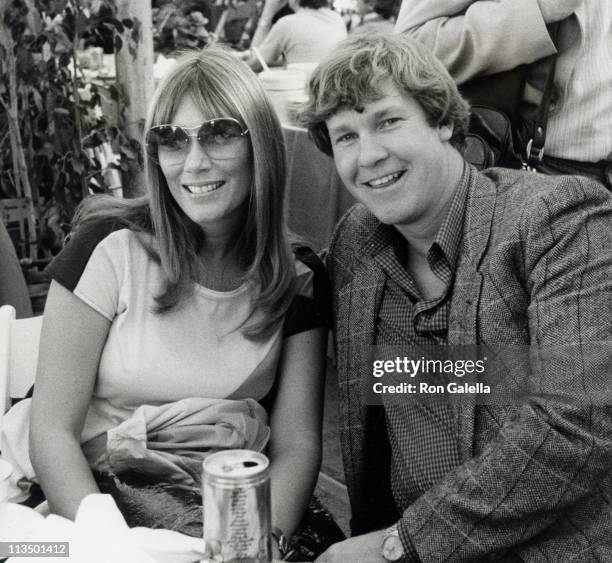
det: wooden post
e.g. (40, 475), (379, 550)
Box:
(114, 0), (154, 198)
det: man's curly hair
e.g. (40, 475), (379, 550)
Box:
(300, 34), (470, 156)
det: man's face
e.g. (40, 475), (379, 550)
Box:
(326, 80), (459, 232)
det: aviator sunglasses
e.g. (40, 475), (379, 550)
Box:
(145, 117), (249, 162)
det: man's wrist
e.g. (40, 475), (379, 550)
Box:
(396, 521), (420, 562)
(382, 524), (404, 561)
(381, 522), (421, 562)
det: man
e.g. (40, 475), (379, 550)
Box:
(300, 35), (611, 561)
(395, 0), (612, 189)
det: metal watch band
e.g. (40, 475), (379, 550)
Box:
(382, 523), (405, 561)
(271, 526), (289, 558)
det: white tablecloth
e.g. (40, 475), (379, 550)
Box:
(4, 495), (206, 563)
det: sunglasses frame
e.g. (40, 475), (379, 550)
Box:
(145, 117), (249, 162)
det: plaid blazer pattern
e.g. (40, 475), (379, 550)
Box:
(327, 166), (612, 562)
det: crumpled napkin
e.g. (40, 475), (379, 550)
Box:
(8, 494), (206, 563)
(95, 397), (270, 488)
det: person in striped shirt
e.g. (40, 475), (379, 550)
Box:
(395, 0), (612, 189)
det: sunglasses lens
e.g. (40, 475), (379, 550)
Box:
(149, 126), (188, 151)
(198, 119), (245, 156)
(201, 119), (244, 142)
(146, 119), (246, 162)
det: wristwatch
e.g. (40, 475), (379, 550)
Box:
(271, 526), (289, 559)
(382, 523), (405, 561)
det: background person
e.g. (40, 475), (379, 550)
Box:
(1, 47), (328, 556)
(301, 35), (611, 562)
(348, 0), (400, 36)
(244, 0), (347, 71)
(395, 0), (612, 188)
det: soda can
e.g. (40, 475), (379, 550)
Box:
(203, 450), (271, 562)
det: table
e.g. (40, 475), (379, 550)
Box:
(2, 496), (205, 563)
(283, 125), (355, 252)
(1, 504), (43, 561)
(3, 503), (44, 539)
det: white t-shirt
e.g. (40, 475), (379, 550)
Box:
(260, 8), (347, 65)
(47, 224), (329, 447)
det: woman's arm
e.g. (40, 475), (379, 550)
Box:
(268, 327), (327, 542)
(29, 280), (111, 519)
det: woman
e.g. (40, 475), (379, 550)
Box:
(22, 47), (327, 552)
(245, 0), (347, 71)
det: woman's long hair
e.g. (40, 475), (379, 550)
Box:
(75, 47), (295, 339)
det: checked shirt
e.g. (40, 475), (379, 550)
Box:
(372, 164), (470, 512)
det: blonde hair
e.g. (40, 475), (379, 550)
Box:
(300, 34), (470, 155)
(76, 47), (295, 339)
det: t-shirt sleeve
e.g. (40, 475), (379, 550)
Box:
(46, 221), (126, 321)
(283, 246), (332, 337)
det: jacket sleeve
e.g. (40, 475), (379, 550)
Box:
(396, 179), (612, 561)
(394, 0), (557, 83)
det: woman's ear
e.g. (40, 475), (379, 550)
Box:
(438, 125), (453, 142)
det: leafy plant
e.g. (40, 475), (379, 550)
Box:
(152, 2), (212, 55)
(0, 0), (141, 257)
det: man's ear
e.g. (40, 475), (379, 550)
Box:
(438, 125), (453, 142)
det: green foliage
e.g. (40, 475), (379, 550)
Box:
(0, 0), (142, 243)
(152, 2), (213, 55)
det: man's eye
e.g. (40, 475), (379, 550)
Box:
(379, 118), (401, 129)
(334, 133), (356, 145)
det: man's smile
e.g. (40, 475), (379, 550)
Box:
(362, 170), (406, 189)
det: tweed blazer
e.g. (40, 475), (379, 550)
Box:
(327, 166), (612, 562)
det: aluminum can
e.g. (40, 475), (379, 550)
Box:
(203, 450), (271, 562)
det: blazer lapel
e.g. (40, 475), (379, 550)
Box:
(448, 168), (496, 461)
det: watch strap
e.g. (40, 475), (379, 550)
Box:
(271, 526), (289, 559)
(382, 523), (405, 562)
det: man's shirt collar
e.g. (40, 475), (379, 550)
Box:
(365, 161), (471, 273)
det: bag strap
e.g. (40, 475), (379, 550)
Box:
(523, 23), (561, 170)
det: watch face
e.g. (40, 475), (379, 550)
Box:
(382, 535), (404, 561)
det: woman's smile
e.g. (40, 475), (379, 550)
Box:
(182, 181), (226, 195)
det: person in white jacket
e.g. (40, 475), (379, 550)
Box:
(395, 0), (612, 188)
